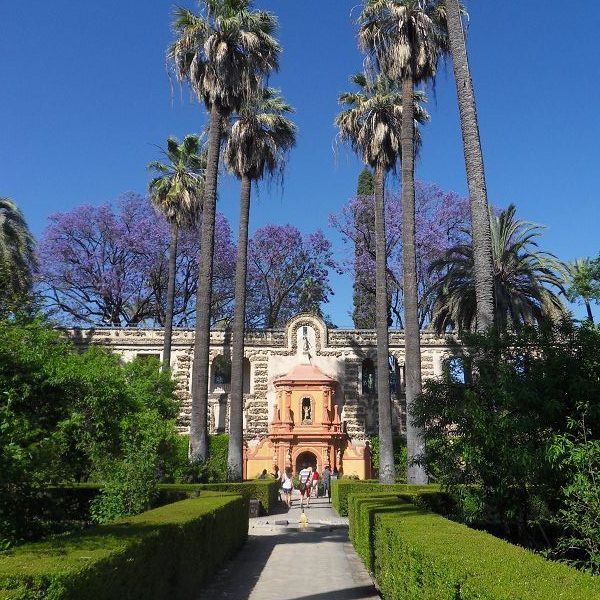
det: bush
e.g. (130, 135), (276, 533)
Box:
(0, 494), (248, 599)
(0, 320), (181, 544)
(369, 435), (407, 481)
(331, 479), (437, 516)
(349, 496), (600, 600)
(158, 479), (280, 515)
(166, 434), (230, 483)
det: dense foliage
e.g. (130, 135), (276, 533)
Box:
(348, 495), (600, 599)
(0, 318), (180, 544)
(413, 321), (600, 569)
(0, 495), (248, 600)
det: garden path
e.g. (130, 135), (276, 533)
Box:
(197, 494), (380, 600)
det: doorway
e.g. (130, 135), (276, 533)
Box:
(295, 451), (317, 474)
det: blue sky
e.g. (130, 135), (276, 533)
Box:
(2, 1), (599, 326)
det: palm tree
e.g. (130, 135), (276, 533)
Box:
(148, 135), (204, 372)
(445, 0), (495, 331)
(428, 204), (568, 332)
(223, 87), (296, 480)
(0, 198), (36, 311)
(359, 0), (447, 484)
(565, 258), (600, 323)
(169, 0), (280, 463)
(336, 72), (428, 484)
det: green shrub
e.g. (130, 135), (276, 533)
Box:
(369, 435), (407, 481)
(331, 479), (437, 516)
(158, 479), (280, 515)
(167, 434), (230, 483)
(349, 496), (600, 600)
(0, 494), (248, 599)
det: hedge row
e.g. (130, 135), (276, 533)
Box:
(158, 479), (280, 515)
(0, 493), (248, 600)
(348, 494), (600, 600)
(331, 479), (439, 516)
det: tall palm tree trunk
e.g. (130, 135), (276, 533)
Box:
(446, 0), (495, 331)
(162, 223), (179, 373)
(190, 103), (222, 463)
(401, 76), (427, 484)
(374, 162), (395, 484)
(228, 174), (252, 481)
(585, 299), (594, 323)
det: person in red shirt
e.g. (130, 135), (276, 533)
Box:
(311, 468), (319, 498)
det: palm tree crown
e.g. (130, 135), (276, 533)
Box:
(335, 72), (428, 170)
(0, 197), (36, 300)
(169, 0), (280, 115)
(358, 0), (448, 82)
(428, 204), (568, 332)
(223, 87), (297, 181)
(148, 135), (205, 227)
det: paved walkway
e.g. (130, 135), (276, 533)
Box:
(198, 494), (380, 600)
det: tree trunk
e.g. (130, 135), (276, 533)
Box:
(401, 75), (427, 484)
(162, 223), (178, 373)
(446, 0), (495, 331)
(228, 174), (252, 481)
(374, 162), (395, 485)
(585, 299), (594, 323)
(189, 103), (222, 464)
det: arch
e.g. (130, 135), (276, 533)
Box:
(211, 354), (231, 392)
(242, 357), (251, 394)
(361, 358), (376, 394)
(295, 450), (317, 474)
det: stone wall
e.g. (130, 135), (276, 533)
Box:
(65, 314), (457, 442)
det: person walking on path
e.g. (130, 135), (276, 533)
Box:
(322, 465), (331, 502)
(311, 468), (319, 498)
(281, 467), (293, 509)
(298, 463), (312, 509)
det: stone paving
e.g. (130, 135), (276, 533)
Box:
(198, 493), (380, 600)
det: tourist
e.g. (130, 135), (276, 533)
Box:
(281, 468), (294, 509)
(271, 464), (280, 480)
(311, 468), (319, 498)
(298, 463), (313, 509)
(322, 465), (331, 502)
(258, 469), (268, 479)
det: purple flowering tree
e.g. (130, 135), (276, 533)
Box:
(245, 224), (338, 328)
(37, 193), (236, 327)
(330, 181), (471, 328)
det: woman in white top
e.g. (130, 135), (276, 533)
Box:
(281, 468), (294, 508)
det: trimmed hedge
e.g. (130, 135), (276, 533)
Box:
(0, 493), (248, 600)
(331, 479), (439, 516)
(348, 495), (600, 600)
(158, 479), (280, 515)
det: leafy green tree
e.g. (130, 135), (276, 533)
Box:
(565, 257), (600, 323)
(549, 409), (600, 574)
(148, 135), (205, 372)
(428, 204), (567, 333)
(414, 321), (600, 544)
(169, 0), (280, 464)
(445, 0), (496, 331)
(336, 71), (427, 484)
(223, 87), (296, 480)
(359, 0), (447, 484)
(0, 319), (179, 544)
(0, 198), (36, 315)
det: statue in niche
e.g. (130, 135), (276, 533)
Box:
(301, 326), (311, 355)
(301, 397), (312, 423)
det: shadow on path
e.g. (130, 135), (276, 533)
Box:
(197, 525), (379, 600)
